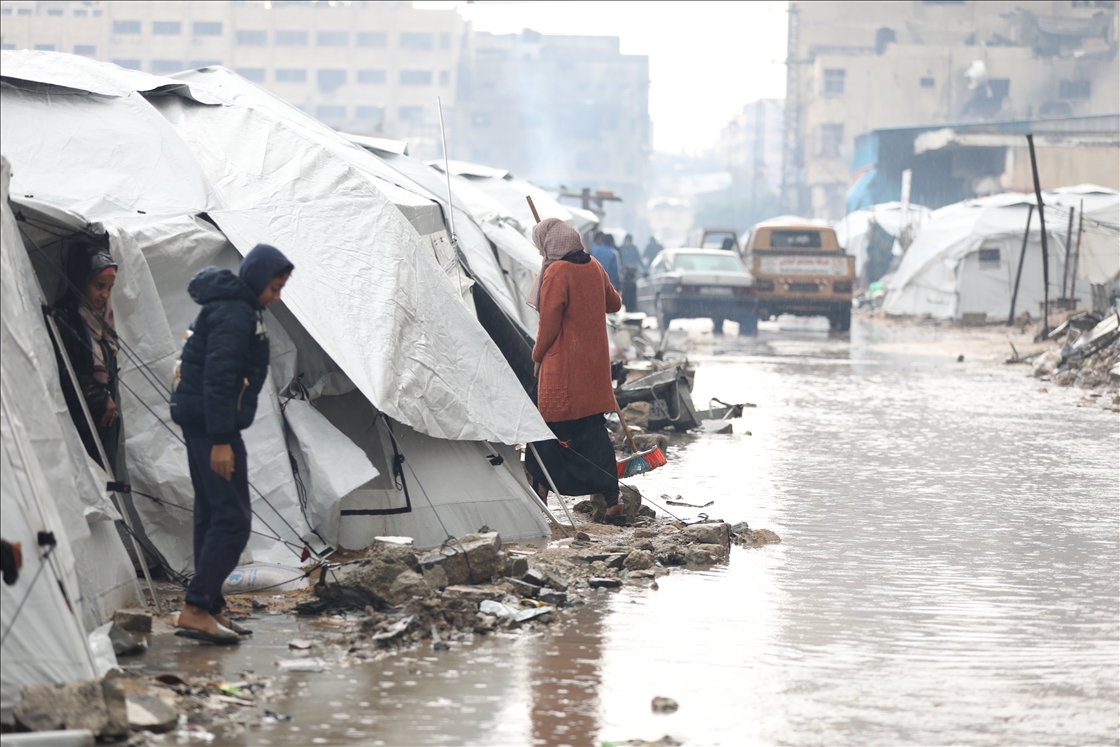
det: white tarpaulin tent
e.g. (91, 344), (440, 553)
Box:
(882, 187), (1117, 320)
(835, 201), (933, 280)
(444, 159), (600, 237)
(1, 156), (123, 719)
(2, 52), (552, 566)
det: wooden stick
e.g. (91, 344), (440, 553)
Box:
(614, 399), (640, 454)
(526, 195), (541, 224)
(528, 443), (580, 529)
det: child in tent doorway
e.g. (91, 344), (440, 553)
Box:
(51, 243), (122, 475)
(170, 244), (293, 645)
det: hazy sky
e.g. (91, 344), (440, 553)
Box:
(416, 1), (789, 154)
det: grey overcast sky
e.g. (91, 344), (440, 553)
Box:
(415, 1), (789, 154)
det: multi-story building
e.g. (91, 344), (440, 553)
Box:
(0, 0), (464, 156)
(783, 0), (1120, 219)
(713, 98), (784, 212)
(453, 29), (651, 232)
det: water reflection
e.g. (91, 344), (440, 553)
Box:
(148, 318), (1115, 746)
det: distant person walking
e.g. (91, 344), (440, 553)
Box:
(617, 234), (646, 276)
(589, 231), (621, 290)
(170, 244), (293, 645)
(525, 219), (623, 511)
(643, 235), (664, 265)
(52, 244), (122, 474)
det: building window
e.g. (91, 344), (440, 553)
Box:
(1, 8), (13, 16)
(317, 31), (347, 47)
(357, 69), (387, 84)
(193, 21), (223, 36)
(276, 30), (308, 46)
(472, 113), (491, 127)
(399, 105), (429, 124)
(1059, 79), (1091, 99)
(34, 44), (57, 51)
(112, 20), (142, 34)
(317, 69), (347, 92)
(356, 105), (384, 121)
(74, 45), (97, 56)
(236, 68), (266, 82)
(236, 30), (267, 46)
(357, 31), (387, 48)
(16, 8), (32, 15)
(0, 44), (15, 50)
(823, 69), (845, 95)
(400, 70), (432, 86)
(439, 32), (451, 49)
(151, 60), (184, 75)
(439, 70), (450, 86)
(400, 32), (433, 50)
(113, 59), (142, 71)
(920, 76), (935, 88)
(47, 8), (63, 16)
(276, 68), (307, 83)
(74, 8), (87, 16)
(977, 247), (1001, 266)
(316, 105), (346, 121)
(153, 21), (181, 35)
(819, 123), (844, 157)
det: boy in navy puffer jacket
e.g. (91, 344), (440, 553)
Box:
(170, 243), (293, 644)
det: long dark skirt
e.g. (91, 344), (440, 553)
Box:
(526, 413), (619, 497)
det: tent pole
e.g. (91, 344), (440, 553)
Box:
(527, 443), (580, 529)
(1070, 199), (1084, 308)
(41, 311), (162, 613)
(1007, 205), (1033, 326)
(1060, 205), (1075, 303)
(482, 441), (569, 536)
(1026, 134), (1050, 334)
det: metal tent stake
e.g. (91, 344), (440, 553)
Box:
(527, 443), (580, 529)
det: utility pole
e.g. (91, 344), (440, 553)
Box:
(1026, 134), (1050, 334)
(780, 2), (804, 216)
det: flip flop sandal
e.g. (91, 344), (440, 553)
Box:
(226, 619), (253, 636)
(175, 623), (240, 645)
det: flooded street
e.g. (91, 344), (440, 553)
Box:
(144, 317), (1118, 747)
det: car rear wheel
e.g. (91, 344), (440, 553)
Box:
(829, 307), (851, 332)
(737, 313), (759, 336)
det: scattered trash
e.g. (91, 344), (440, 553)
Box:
(287, 638), (313, 650)
(262, 710), (292, 724)
(700, 420), (734, 434)
(479, 599), (554, 623)
(651, 696), (679, 713)
(275, 657), (329, 673)
(221, 563), (309, 595)
(664, 497), (714, 508)
(588, 577), (622, 589)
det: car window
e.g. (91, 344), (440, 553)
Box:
(672, 254), (745, 273)
(769, 230), (822, 248)
(650, 256), (665, 273)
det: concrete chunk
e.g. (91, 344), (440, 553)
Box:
(418, 532), (503, 585)
(111, 609), (152, 634)
(15, 677), (127, 737)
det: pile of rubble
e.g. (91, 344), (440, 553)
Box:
(1031, 309), (1120, 394)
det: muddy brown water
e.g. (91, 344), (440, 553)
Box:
(135, 318), (1119, 746)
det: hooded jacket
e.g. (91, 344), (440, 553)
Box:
(170, 267), (272, 443)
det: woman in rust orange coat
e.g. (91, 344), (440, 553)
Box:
(525, 218), (623, 507)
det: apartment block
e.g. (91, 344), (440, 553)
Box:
(453, 29), (651, 231)
(0, 0), (463, 156)
(783, 0), (1120, 219)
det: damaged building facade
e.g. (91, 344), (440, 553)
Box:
(782, 0), (1120, 219)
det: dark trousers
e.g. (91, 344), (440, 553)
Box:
(184, 434), (251, 615)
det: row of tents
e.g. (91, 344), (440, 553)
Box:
(834, 188), (1119, 321)
(0, 51), (595, 718)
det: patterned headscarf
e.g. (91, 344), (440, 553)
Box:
(527, 218), (585, 310)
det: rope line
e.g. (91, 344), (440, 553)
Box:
(0, 545), (55, 649)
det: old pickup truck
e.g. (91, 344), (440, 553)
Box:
(740, 221), (855, 331)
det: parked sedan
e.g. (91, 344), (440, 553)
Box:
(636, 249), (759, 335)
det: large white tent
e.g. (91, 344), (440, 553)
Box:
(882, 187), (1118, 320)
(1, 51), (553, 576)
(1, 156), (124, 720)
(834, 201), (933, 282)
